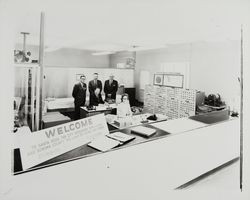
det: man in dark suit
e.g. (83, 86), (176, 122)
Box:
(104, 74), (118, 102)
(88, 73), (104, 106)
(72, 75), (87, 120)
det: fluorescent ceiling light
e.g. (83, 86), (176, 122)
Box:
(92, 51), (116, 56)
(128, 45), (166, 52)
(45, 46), (62, 52)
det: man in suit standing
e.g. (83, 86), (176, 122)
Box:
(104, 74), (118, 102)
(88, 73), (104, 106)
(72, 75), (87, 120)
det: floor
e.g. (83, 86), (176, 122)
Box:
(184, 160), (241, 191)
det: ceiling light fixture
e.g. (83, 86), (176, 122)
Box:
(127, 45), (166, 52)
(45, 46), (62, 52)
(92, 51), (116, 56)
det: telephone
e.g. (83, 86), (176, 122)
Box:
(87, 105), (95, 110)
(204, 93), (225, 107)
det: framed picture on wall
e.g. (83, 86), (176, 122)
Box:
(76, 74), (84, 81)
(153, 74), (164, 86)
(163, 73), (184, 88)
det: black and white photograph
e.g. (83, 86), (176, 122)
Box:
(0, 0), (250, 199)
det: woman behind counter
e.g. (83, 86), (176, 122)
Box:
(117, 93), (132, 118)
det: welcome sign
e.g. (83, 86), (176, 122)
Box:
(20, 114), (109, 170)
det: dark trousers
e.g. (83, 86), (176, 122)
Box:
(89, 94), (104, 106)
(74, 102), (85, 120)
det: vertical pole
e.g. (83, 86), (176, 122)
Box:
(240, 26), (243, 191)
(35, 67), (40, 131)
(31, 67), (35, 131)
(23, 33), (26, 54)
(24, 68), (29, 123)
(39, 12), (45, 130)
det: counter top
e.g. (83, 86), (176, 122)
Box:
(13, 112), (236, 175)
(10, 116), (239, 197)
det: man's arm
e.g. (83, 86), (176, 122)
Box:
(72, 84), (78, 98)
(114, 80), (118, 93)
(104, 80), (108, 94)
(99, 80), (103, 93)
(88, 81), (94, 94)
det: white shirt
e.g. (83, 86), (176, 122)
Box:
(117, 101), (132, 118)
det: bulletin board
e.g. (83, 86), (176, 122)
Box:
(163, 74), (184, 88)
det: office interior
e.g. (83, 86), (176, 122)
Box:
(1, 0), (250, 198)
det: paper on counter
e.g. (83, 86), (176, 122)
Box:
(130, 126), (156, 137)
(151, 118), (207, 134)
(107, 132), (135, 143)
(88, 136), (120, 152)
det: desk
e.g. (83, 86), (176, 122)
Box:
(80, 105), (117, 118)
(107, 113), (168, 130)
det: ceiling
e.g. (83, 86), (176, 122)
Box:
(10, 0), (249, 52)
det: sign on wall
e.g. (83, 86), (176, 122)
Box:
(163, 74), (184, 88)
(160, 62), (190, 89)
(19, 114), (109, 170)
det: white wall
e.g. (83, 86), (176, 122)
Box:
(44, 48), (110, 68)
(190, 41), (240, 109)
(135, 40), (240, 110)
(14, 44), (137, 99)
(14, 45), (113, 98)
(110, 51), (136, 68)
(43, 67), (134, 98)
(15, 44), (110, 68)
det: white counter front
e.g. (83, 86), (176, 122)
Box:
(9, 118), (240, 198)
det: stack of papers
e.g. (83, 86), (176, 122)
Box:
(88, 132), (136, 152)
(88, 136), (120, 152)
(130, 126), (157, 137)
(107, 132), (135, 143)
(151, 118), (207, 134)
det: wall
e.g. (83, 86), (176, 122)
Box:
(135, 44), (191, 101)
(44, 48), (110, 68)
(15, 44), (110, 68)
(15, 41), (241, 110)
(190, 41), (240, 110)
(110, 51), (136, 68)
(43, 67), (134, 98)
(135, 41), (240, 110)
(14, 44), (112, 98)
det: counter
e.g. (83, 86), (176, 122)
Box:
(13, 113), (239, 190)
